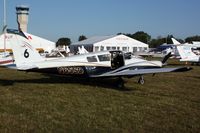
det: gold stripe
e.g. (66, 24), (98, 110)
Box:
(0, 48), (44, 52)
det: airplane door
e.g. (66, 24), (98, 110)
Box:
(110, 51), (125, 69)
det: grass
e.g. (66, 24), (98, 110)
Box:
(0, 59), (200, 132)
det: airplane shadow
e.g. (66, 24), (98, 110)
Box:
(188, 76), (200, 79)
(0, 74), (132, 91)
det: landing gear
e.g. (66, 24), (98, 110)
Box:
(138, 76), (145, 85)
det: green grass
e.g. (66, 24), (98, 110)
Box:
(0, 59), (200, 132)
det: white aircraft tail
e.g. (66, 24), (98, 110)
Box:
(78, 46), (89, 54)
(177, 46), (198, 61)
(171, 38), (181, 45)
(10, 33), (44, 69)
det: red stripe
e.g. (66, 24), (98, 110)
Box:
(0, 60), (14, 64)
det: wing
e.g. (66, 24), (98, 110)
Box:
(90, 67), (192, 78)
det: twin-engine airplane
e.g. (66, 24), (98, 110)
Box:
(9, 31), (191, 88)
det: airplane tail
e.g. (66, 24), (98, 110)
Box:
(162, 52), (172, 64)
(171, 38), (181, 45)
(10, 31), (44, 69)
(177, 46), (198, 60)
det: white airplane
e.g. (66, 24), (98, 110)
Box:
(177, 45), (200, 65)
(172, 38), (200, 49)
(7, 31), (192, 88)
(0, 52), (14, 67)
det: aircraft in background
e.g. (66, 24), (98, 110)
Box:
(0, 52), (14, 67)
(171, 38), (181, 45)
(171, 38), (200, 65)
(6, 31), (192, 88)
(177, 45), (200, 65)
(172, 38), (200, 49)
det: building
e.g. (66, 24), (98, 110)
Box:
(16, 5), (29, 32)
(0, 29), (55, 53)
(71, 35), (149, 53)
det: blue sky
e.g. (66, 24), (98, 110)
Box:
(0, 0), (200, 42)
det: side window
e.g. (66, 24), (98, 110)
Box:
(98, 54), (111, 62)
(87, 56), (97, 62)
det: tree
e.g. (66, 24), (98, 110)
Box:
(131, 31), (151, 44)
(149, 36), (166, 48)
(78, 35), (87, 41)
(56, 37), (71, 47)
(185, 35), (200, 43)
(117, 31), (151, 44)
(148, 35), (179, 48)
(166, 35), (174, 44)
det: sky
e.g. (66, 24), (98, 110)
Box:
(0, 0), (200, 42)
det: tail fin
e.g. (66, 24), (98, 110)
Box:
(177, 46), (198, 60)
(10, 32), (44, 69)
(171, 38), (181, 45)
(162, 52), (172, 64)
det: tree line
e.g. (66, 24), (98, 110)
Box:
(56, 31), (200, 48)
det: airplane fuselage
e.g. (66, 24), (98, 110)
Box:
(23, 51), (162, 77)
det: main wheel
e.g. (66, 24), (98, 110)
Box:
(138, 76), (145, 85)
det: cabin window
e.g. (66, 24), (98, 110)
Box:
(98, 54), (111, 62)
(87, 56), (98, 62)
(117, 47), (120, 50)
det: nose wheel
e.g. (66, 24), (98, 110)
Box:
(138, 76), (145, 85)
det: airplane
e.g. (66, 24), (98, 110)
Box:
(172, 38), (200, 49)
(6, 31), (192, 88)
(171, 38), (181, 45)
(177, 45), (200, 65)
(0, 52), (14, 67)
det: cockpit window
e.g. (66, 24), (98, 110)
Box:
(87, 56), (98, 62)
(98, 54), (111, 62)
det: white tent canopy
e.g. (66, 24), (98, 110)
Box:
(71, 35), (149, 53)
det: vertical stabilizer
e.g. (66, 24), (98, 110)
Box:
(10, 33), (44, 69)
(177, 46), (198, 60)
(171, 38), (181, 45)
